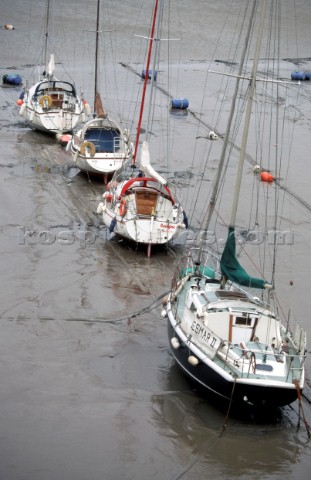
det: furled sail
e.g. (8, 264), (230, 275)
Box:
(220, 226), (270, 289)
(95, 92), (106, 119)
(48, 54), (55, 77)
(140, 141), (167, 185)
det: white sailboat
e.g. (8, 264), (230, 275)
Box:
(68, 0), (133, 182)
(97, 0), (187, 256)
(162, 0), (307, 412)
(18, 0), (87, 135)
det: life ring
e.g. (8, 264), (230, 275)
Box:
(39, 95), (53, 108)
(80, 141), (96, 157)
(118, 197), (127, 216)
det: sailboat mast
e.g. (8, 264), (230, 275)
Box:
(133, 0), (159, 163)
(201, 0), (257, 237)
(44, 0), (50, 73)
(146, 0), (163, 140)
(94, 0), (100, 114)
(229, 0), (267, 228)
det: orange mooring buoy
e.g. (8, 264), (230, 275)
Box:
(260, 171), (274, 183)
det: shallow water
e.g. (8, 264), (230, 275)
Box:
(1, 1), (311, 479)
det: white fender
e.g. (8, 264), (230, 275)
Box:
(97, 202), (104, 214)
(172, 204), (178, 221)
(188, 355), (199, 366)
(84, 103), (91, 116)
(73, 150), (79, 163)
(30, 110), (35, 122)
(65, 139), (72, 152)
(48, 54), (55, 77)
(140, 141), (166, 185)
(170, 337), (180, 348)
(19, 103), (26, 116)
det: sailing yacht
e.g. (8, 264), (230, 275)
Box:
(19, 0), (87, 135)
(162, 0), (307, 411)
(97, 0), (187, 256)
(68, 0), (133, 181)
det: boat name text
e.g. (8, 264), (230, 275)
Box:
(191, 321), (217, 348)
(160, 224), (176, 229)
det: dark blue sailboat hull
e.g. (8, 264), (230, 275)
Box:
(167, 320), (299, 410)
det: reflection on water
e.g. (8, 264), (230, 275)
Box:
(153, 362), (309, 479)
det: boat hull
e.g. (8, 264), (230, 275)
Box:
(20, 78), (86, 134)
(167, 317), (299, 409)
(22, 106), (84, 134)
(73, 152), (127, 176)
(102, 206), (183, 244)
(70, 118), (132, 175)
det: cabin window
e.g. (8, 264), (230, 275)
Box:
(235, 316), (252, 326)
(256, 364), (273, 372)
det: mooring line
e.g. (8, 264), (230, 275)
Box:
(220, 376), (237, 437)
(294, 379), (311, 438)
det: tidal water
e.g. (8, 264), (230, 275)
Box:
(1, 0), (311, 479)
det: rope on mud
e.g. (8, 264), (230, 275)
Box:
(116, 289), (170, 323)
(63, 289), (170, 325)
(219, 375), (237, 437)
(294, 379), (311, 438)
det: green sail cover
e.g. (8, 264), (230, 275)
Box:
(220, 226), (266, 289)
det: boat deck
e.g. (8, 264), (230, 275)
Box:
(171, 274), (305, 384)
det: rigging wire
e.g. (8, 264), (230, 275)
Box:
(166, 0), (183, 177)
(133, 0), (159, 163)
(119, 0), (153, 137)
(186, 0), (252, 228)
(273, 0), (301, 322)
(188, 0), (256, 231)
(27, 0), (34, 61)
